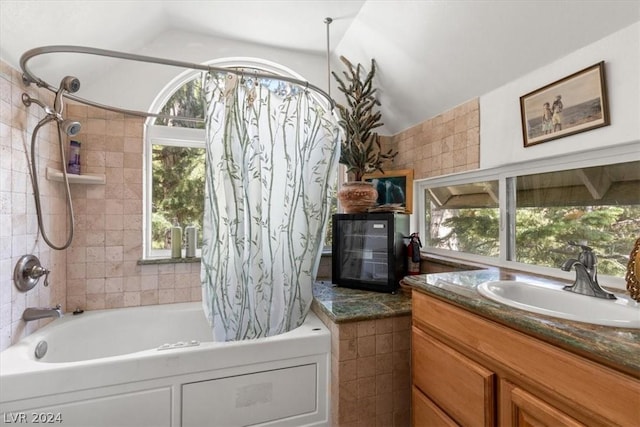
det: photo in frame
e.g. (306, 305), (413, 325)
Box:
(363, 169), (414, 213)
(520, 61), (609, 147)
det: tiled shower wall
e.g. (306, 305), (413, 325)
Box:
(0, 60), (201, 351)
(62, 104), (201, 313)
(1, 61), (68, 350)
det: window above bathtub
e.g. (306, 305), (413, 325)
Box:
(145, 124), (205, 260)
(416, 142), (640, 286)
(143, 58), (340, 260)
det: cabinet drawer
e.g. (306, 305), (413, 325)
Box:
(412, 386), (458, 427)
(412, 326), (495, 427)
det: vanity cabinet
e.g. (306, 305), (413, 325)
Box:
(411, 290), (640, 427)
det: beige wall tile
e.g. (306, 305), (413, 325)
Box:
(356, 355), (376, 379)
(338, 338), (358, 361)
(375, 333), (393, 354)
(357, 335), (376, 358)
(357, 319), (376, 337)
(375, 317), (393, 334)
(375, 352), (393, 375)
(387, 98), (480, 179)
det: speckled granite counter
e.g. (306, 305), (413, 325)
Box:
(312, 280), (411, 323)
(402, 268), (640, 378)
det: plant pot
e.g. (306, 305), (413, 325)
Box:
(338, 181), (378, 213)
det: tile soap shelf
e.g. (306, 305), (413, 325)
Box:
(46, 167), (106, 185)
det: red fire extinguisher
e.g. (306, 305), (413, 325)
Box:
(407, 232), (422, 275)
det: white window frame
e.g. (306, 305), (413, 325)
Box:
(144, 125), (205, 259)
(415, 141), (640, 289)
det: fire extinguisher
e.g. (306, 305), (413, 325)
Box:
(407, 232), (422, 275)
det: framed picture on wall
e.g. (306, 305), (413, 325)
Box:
(363, 169), (414, 213)
(519, 61), (610, 147)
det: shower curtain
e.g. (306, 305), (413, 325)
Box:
(201, 71), (339, 341)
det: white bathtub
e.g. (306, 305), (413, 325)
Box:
(0, 302), (330, 427)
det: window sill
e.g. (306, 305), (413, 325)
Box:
(138, 257), (201, 265)
(139, 250), (330, 265)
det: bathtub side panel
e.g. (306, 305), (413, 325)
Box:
(0, 387), (171, 427)
(182, 364), (317, 426)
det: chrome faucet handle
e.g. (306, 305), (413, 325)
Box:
(14, 255), (50, 292)
(567, 241), (596, 270)
(579, 250), (597, 271)
(30, 265), (51, 287)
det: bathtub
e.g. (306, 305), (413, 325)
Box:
(0, 302), (330, 427)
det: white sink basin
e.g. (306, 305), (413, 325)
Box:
(477, 280), (640, 328)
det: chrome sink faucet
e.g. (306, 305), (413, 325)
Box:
(23, 304), (63, 322)
(560, 242), (616, 300)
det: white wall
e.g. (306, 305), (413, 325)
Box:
(480, 22), (640, 168)
(80, 29), (328, 114)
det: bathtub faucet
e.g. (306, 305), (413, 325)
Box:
(22, 304), (63, 322)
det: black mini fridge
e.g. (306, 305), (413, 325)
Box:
(332, 213), (409, 293)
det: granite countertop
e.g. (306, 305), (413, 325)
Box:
(312, 280), (411, 323)
(402, 268), (640, 378)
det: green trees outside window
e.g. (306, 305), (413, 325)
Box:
(151, 78), (206, 251)
(424, 160), (639, 278)
(151, 145), (205, 249)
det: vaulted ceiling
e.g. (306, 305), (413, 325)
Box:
(1, 1), (638, 135)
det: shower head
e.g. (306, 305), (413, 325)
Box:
(60, 119), (81, 136)
(60, 76), (81, 93)
(54, 76), (81, 113)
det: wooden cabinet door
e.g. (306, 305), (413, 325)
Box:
(412, 386), (459, 427)
(501, 380), (585, 427)
(412, 326), (495, 427)
(413, 291), (640, 426)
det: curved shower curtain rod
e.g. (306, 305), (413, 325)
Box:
(20, 45), (335, 123)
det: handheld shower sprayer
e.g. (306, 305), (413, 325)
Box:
(21, 93), (83, 136)
(21, 75), (82, 250)
(60, 119), (82, 136)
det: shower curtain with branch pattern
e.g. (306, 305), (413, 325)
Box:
(201, 71), (339, 341)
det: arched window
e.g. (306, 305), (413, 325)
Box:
(143, 59), (337, 259)
(144, 72), (206, 259)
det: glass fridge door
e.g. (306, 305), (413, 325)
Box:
(337, 218), (389, 284)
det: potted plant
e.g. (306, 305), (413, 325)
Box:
(332, 56), (397, 212)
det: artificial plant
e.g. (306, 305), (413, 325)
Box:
(332, 56), (397, 181)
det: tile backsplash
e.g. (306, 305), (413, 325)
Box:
(382, 98), (480, 179)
